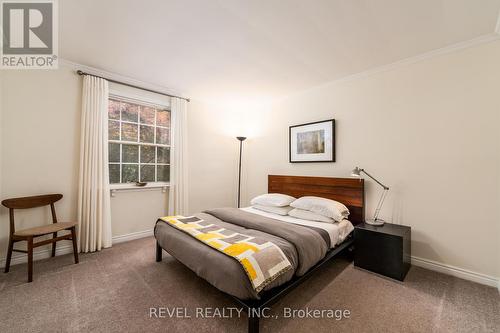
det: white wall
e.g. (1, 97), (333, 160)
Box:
(0, 68), (81, 263)
(110, 190), (167, 237)
(1, 40), (498, 283)
(187, 100), (240, 214)
(0, 65), (168, 263)
(188, 40), (500, 280)
(251, 40), (500, 279)
(187, 98), (273, 214)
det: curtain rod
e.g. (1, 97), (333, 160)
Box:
(76, 70), (190, 102)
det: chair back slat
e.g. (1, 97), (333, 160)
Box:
(50, 203), (58, 223)
(8, 208), (15, 234)
(1, 194), (63, 209)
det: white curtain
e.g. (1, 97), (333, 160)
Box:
(168, 97), (189, 216)
(77, 75), (112, 252)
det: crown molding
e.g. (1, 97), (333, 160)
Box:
(278, 33), (500, 102)
(59, 59), (185, 98)
(61, 31), (500, 105)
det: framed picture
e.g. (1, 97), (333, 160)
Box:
(289, 119), (335, 163)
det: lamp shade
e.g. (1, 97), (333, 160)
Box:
(351, 167), (362, 177)
(236, 136), (247, 141)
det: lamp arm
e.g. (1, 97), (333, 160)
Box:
(360, 169), (389, 190)
(373, 188), (389, 220)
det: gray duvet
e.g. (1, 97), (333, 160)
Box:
(154, 207), (330, 300)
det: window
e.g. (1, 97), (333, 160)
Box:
(108, 97), (171, 184)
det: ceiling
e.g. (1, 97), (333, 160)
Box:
(60, 0), (500, 102)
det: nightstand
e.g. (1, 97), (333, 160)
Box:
(354, 222), (411, 281)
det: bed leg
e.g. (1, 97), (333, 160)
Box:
(156, 241), (162, 262)
(346, 244), (355, 261)
(248, 315), (259, 333)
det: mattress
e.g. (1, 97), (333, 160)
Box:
(241, 206), (354, 248)
(154, 207), (354, 300)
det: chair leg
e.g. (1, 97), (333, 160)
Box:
(27, 236), (33, 283)
(71, 227), (79, 264)
(4, 237), (14, 273)
(51, 232), (57, 257)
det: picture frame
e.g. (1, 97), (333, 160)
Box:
(289, 119), (335, 163)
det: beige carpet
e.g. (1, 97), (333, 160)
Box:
(0, 236), (498, 333)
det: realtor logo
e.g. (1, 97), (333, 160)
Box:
(1, 0), (58, 69)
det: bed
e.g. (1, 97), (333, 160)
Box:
(155, 175), (365, 333)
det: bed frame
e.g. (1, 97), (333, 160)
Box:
(156, 175), (365, 333)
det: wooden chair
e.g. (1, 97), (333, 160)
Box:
(1, 194), (79, 282)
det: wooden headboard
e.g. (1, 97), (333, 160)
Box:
(268, 175), (365, 225)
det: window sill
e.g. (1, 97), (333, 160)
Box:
(110, 183), (170, 196)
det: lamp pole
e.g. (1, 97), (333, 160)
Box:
(236, 137), (247, 208)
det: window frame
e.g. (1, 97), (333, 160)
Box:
(107, 92), (172, 190)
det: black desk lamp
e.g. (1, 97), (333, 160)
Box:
(236, 137), (247, 208)
(351, 167), (389, 226)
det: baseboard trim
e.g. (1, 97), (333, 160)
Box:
(2, 233), (497, 292)
(0, 229), (154, 268)
(411, 256), (499, 291)
(111, 229), (153, 244)
(0, 244), (75, 269)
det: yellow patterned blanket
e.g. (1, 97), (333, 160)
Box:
(160, 215), (292, 292)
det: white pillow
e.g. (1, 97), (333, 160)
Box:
(253, 204), (293, 216)
(290, 196), (349, 222)
(250, 193), (296, 207)
(288, 208), (334, 223)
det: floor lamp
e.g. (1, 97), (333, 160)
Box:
(236, 137), (247, 208)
